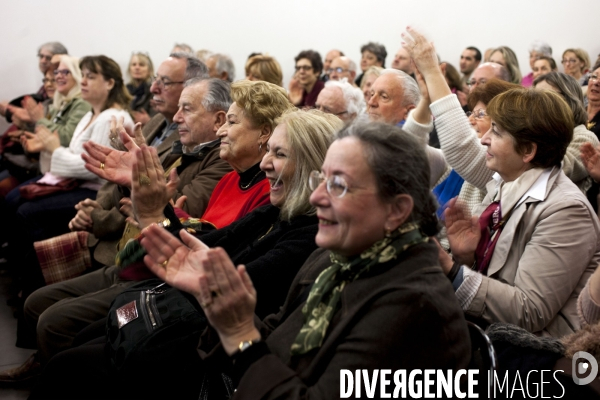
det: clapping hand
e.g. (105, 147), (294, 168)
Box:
(109, 116), (143, 151)
(82, 130), (141, 187)
(581, 142), (600, 182)
(68, 199), (102, 232)
(444, 198), (480, 266)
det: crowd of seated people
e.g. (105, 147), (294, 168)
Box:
(0, 28), (599, 398)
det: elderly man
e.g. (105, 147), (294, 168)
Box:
(459, 47), (481, 87)
(0, 74), (234, 384)
(205, 53), (235, 83)
(391, 47), (414, 76)
(321, 49), (344, 81)
(315, 80), (365, 123)
(327, 56), (358, 86)
(467, 62), (510, 90)
(367, 69), (420, 126)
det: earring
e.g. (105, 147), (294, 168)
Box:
(384, 226), (392, 238)
(258, 142), (263, 153)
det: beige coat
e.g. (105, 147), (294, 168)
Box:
(466, 168), (600, 337)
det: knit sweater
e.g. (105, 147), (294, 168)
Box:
(50, 108), (133, 186)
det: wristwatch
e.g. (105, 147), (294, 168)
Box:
(238, 339), (259, 353)
(157, 217), (171, 228)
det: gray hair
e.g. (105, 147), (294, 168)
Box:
(324, 79), (366, 117)
(173, 43), (194, 54)
(335, 120), (439, 236)
(170, 52), (208, 80)
(209, 53), (236, 82)
(360, 42), (388, 68)
(39, 42), (68, 56)
(529, 40), (552, 57)
(346, 58), (357, 73)
(533, 72), (587, 126)
(380, 69), (421, 107)
(184, 77), (232, 113)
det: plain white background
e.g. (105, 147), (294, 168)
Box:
(2, 0), (599, 132)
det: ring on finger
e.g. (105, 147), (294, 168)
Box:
(139, 174), (151, 186)
(200, 301), (212, 308)
(100, 162), (105, 170)
(161, 259), (168, 267)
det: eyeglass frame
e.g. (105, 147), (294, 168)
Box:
(151, 75), (185, 89)
(313, 105), (348, 116)
(308, 170), (348, 198)
(590, 75), (600, 83)
(561, 58), (579, 65)
(466, 108), (488, 119)
(295, 65), (314, 72)
(327, 67), (349, 74)
(54, 69), (71, 77)
(467, 78), (487, 87)
(42, 77), (56, 84)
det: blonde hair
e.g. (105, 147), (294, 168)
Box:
(127, 52), (154, 85)
(491, 46), (522, 85)
(245, 55), (283, 87)
(53, 55), (83, 110)
(563, 48), (591, 73)
(360, 66), (384, 90)
(230, 80), (294, 132)
(276, 109), (343, 221)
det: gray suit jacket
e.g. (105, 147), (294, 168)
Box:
(466, 168), (600, 337)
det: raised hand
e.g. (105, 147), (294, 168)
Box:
(82, 130), (141, 187)
(444, 198), (480, 266)
(142, 224), (209, 297)
(131, 146), (179, 228)
(581, 142), (600, 182)
(109, 116), (143, 150)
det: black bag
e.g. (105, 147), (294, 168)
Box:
(105, 279), (208, 378)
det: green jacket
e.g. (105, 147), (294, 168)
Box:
(36, 97), (91, 146)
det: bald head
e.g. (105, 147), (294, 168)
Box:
(329, 56), (357, 83)
(469, 62), (510, 89)
(324, 49), (343, 75)
(391, 48), (413, 75)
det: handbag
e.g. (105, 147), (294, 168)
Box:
(105, 279), (208, 379)
(2, 153), (40, 182)
(19, 178), (80, 200)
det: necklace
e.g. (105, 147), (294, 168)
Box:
(257, 224), (274, 241)
(240, 170), (263, 190)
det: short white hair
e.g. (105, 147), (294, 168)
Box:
(324, 79), (366, 116)
(529, 40), (552, 57)
(380, 69), (421, 107)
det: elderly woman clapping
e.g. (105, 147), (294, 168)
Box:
(137, 121), (470, 398)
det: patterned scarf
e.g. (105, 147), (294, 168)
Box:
(290, 222), (428, 356)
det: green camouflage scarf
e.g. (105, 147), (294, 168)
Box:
(290, 222), (428, 356)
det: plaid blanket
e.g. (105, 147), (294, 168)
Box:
(34, 231), (92, 285)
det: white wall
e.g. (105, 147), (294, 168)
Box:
(2, 0), (599, 132)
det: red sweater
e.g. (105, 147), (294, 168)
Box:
(201, 171), (271, 229)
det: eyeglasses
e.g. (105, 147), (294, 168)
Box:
(467, 79), (486, 87)
(309, 171), (348, 198)
(589, 75), (599, 83)
(38, 54), (52, 61)
(466, 108), (488, 119)
(327, 67), (349, 74)
(151, 75), (184, 89)
(42, 78), (56, 84)
(561, 59), (579, 64)
(54, 69), (71, 77)
(314, 105), (348, 116)
(295, 65), (313, 72)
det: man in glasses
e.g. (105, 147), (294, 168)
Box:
(328, 56), (358, 86)
(467, 62), (510, 90)
(321, 49), (343, 82)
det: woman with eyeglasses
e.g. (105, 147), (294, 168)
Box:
(562, 48), (591, 85)
(290, 50), (324, 108)
(29, 110), (352, 399)
(404, 27), (600, 337)
(585, 61), (600, 139)
(3, 55), (133, 298)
